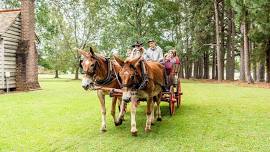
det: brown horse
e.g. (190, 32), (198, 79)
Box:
(79, 48), (123, 132)
(114, 56), (165, 136)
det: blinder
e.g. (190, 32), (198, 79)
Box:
(121, 64), (141, 89)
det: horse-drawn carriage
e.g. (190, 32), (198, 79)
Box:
(79, 47), (183, 135)
(108, 63), (183, 115)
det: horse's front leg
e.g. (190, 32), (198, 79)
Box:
(145, 96), (154, 132)
(151, 98), (155, 125)
(130, 96), (138, 136)
(97, 90), (106, 132)
(115, 97), (126, 126)
(156, 93), (162, 121)
(117, 97), (125, 121)
(111, 97), (117, 123)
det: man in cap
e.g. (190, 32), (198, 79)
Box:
(144, 39), (163, 62)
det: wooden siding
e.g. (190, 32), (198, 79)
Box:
(0, 38), (4, 89)
(0, 15), (21, 89)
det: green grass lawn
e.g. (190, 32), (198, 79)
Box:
(0, 77), (270, 152)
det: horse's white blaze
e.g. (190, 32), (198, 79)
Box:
(122, 89), (132, 101)
(81, 77), (90, 86)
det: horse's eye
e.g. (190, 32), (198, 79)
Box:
(131, 75), (135, 80)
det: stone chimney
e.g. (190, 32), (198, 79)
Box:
(16, 0), (40, 90)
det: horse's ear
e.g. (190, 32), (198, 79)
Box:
(89, 47), (95, 56)
(130, 56), (141, 67)
(78, 49), (89, 58)
(114, 55), (124, 67)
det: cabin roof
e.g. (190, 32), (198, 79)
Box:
(0, 9), (21, 35)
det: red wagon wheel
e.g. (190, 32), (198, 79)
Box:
(169, 86), (176, 115)
(176, 78), (182, 108)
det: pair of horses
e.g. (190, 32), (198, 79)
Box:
(79, 48), (165, 136)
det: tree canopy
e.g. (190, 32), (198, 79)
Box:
(1, 0), (269, 82)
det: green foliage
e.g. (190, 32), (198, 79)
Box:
(2, 0), (269, 79)
(0, 0), (20, 9)
(231, 0), (270, 62)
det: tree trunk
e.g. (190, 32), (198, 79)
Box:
(243, 9), (253, 84)
(194, 61), (198, 78)
(55, 70), (59, 78)
(266, 40), (270, 83)
(212, 46), (216, 79)
(185, 56), (191, 79)
(253, 61), (257, 81)
(204, 50), (209, 79)
(179, 57), (184, 78)
(220, 0), (225, 80)
(214, 0), (222, 81)
(240, 39), (245, 81)
(257, 60), (265, 82)
(251, 43), (257, 81)
(212, 16), (216, 80)
(226, 6), (235, 81)
(74, 67), (79, 80)
(199, 57), (204, 78)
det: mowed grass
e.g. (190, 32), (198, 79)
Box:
(0, 77), (270, 152)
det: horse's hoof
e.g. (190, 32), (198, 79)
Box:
(114, 119), (123, 126)
(144, 128), (151, 133)
(100, 128), (107, 132)
(157, 118), (162, 121)
(131, 131), (138, 136)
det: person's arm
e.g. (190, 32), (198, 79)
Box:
(170, 57), (176, 63)
(158, 47), (164, 62)
(143, 49), (150, 61)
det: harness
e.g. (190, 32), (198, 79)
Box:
(119, 60), (149, 90)
(94, 58), (116, 86)
(138, 61), (149, 90)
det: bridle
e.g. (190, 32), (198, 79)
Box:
(121, 64), (141, 89)
(119, 61), (149, 90)
(80, 55), (120, 86)
(80, 56), (99, 77)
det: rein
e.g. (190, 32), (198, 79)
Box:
(137, 61), (149, 90)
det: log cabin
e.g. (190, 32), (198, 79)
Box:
(0, 9), (21, 90)
(0, 0), (40, 91)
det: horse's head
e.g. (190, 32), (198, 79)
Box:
(114, 56), (141, 102)
(79, 47), (98, 90)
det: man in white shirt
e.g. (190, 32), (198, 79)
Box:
(144, 40), (163, 62)
(128, 41), (145, 59)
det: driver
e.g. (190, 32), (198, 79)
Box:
(128, 41), (145, 59)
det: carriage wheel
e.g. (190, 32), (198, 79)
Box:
(176, 78), (182, 108)
(169, 86), (176, 115)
